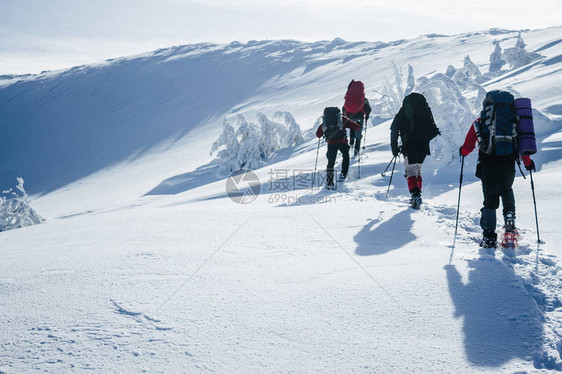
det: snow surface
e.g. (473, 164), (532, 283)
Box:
(1, 27), (562, 373)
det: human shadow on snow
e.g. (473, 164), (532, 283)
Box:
(354, 209), (416, 256)
(445, 259), (548, 370)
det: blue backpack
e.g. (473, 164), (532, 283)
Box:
(475, 90), (517, 156)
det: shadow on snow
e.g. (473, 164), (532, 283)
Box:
(445, 258), (548, 369)
(354, 209), (416, 256)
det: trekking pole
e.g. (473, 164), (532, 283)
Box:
(450, 155), (465, 264)
(312, 138), (321, 189)
(385, 155), (397, 196)
(529, 169), (541, 244)
(357, 145), (361, 179)
(362, 117), (368, 152)
(381, 156), (396, 177)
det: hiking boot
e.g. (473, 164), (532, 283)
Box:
(480, 229), (497, 248)
(354, 149), (360, 158)
(410, 192), (422, 209)
(325, 182), (336, 190)
(504, 211), (516, 233)
(338, 173), (347, 182)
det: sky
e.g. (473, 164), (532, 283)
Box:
(1, 0), (561, 75)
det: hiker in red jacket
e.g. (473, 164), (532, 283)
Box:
(316, 107), (361, 189)
(342, 80), (371, 158)
(460, 118), (536, 248)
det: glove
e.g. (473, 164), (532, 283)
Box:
(459, 146), (464, 157)
(525, 160), (536, 172)
(392, 145), (401, 157)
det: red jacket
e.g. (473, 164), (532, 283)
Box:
(460, 119), (532, 167)
(316, 116), (361, 145)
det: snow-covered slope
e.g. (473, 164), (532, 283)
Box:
(1, 27), (562, 373)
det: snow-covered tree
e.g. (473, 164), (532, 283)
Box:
(274, 111), (304, 147)
(489, 41), (505, 73)
(236, 128), (264, 170)
(452, 55), (486, 89)
(258, 112), (288, 159)
(404, 65), (415, 96)
(415, 73), (476, 163)
(393, 61), (404, 102)
(446, 65), (457, 78)
(211, 112), (304, 172)
(211, 122), (241, 171)
(1, 178), (44, 232)
(515, 32), (526, 49)
(463, 55), (482, 79)
(234, 114), (257, 143)
(502, 33), (542, 69)
(375, 60), (416, 116)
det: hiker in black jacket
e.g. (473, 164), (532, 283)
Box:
(390, 93), (440, 209)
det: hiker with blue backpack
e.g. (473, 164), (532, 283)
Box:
(316, 107), (362, 189)
(390, 92), (441, 209)
(342, 80), (372, 159)
(459, 90), (537, 250)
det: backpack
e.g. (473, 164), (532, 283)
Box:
(322, 107), (345, 140)
(401, 93), (440, 142)
(475, 90), (517, 157)
(514, 97), (537, 155)
(344, 80), (365, 114)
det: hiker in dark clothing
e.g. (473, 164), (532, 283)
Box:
(460, 118), (536, 248)
(316, 107), (362, 189)
(390, 93), (440, 209)
(343, 98), (371, 158)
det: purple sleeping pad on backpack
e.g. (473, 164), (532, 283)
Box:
(514, 98), (537, 155)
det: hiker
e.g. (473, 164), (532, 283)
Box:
(390, 92), (440, 209)
(316, 107), (362, 189)
(459, 90), (537, 249)
(342, 80), (371, 158)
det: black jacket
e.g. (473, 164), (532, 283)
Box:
(390, 107), (431, 156)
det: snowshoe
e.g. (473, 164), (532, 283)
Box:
(500, 212), (519, 256)
(501, 229), (519, 251)
(338, 173), (347, 182)
(324, 183), (336, 191)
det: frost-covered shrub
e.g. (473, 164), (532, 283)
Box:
(502, 33), (543, 70)
(489, 42), (506, 73)
(445, 65), (457, 78)
(404, 65), (415, 96)
(274, 111), (304, 147)
(211, 112), (304, 172)
(257, 112), (287, 159)
(451, 55), (487, 90)
(1, 178), (44, 232)
(210, 122), (241, 172)
(416, 73), (477, 163)
(502, 47), (542, 70)
(375, 62), (416, 116)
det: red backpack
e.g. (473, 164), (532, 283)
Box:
(344, 80), (365, 114)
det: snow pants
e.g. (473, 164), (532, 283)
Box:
(326, 143), (350, 185)
(404, 152), (426, 194)
(349, 118), (364, 152)
(478, 160), (516, 231)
